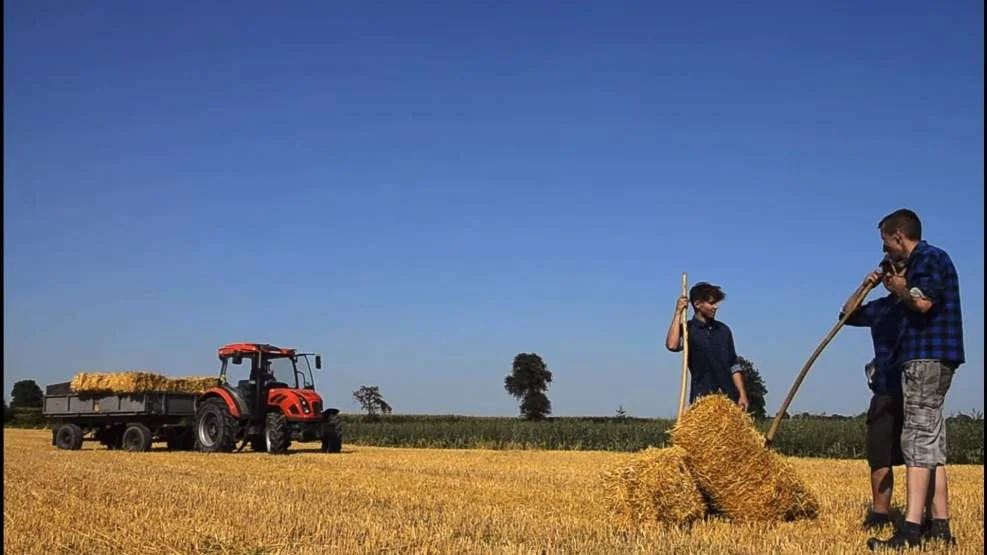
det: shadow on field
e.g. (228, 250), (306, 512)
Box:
(887, 506), (908, 530)
(282, 447), (356, 455)
(79, 443), (357, 455)
(121, 446), (357, 455)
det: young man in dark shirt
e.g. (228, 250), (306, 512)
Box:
(664, 282), (750, 411)
(841, 263), (907, 531)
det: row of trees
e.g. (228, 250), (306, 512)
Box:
(4, 380), (44, 411)
(8, 380), (44, 408)
(4, 380), (45, 424)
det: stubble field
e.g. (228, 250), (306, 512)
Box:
(3, 428), (983, 554)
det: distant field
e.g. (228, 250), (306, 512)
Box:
(7, 408), (985, 463)
(338, 413), (985, 463)
(4, 428), (984, 554)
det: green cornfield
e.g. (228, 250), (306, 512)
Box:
(338, 413), (985, 464)
(8, 407), (983, 463)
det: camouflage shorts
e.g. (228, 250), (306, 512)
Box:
(901, 359), (955, 468)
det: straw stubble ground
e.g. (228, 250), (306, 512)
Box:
(3, 429), (983, 554)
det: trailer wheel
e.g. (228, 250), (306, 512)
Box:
(265, 412), (291, 455)
(122, 423), (153, 452)
(194, 398), (237, 453)
(322, 413), (343, 454)
(54, 423), (84, 450)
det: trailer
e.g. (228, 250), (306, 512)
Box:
(42, 342), (344, 454)
(43, 382), (198, 452)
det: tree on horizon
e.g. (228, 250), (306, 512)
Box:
(504, 353), (553, 420)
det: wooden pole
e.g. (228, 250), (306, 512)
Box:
(765, 279), (879, 445)
(676, 272), (689, 424)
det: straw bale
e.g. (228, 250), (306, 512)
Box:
(166, 377), (221, 393)
(70, 372), (218, 395)
(670, 394), (819, 522)
(601, 446), (708, 527)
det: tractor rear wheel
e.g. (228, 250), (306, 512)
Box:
(264, 412), (291, 455)
(54, 423), (84, 450)
(194, 398), (237, 453)
(122, 423), (153, 452)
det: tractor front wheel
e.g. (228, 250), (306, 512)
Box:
(322, 413), (343, 454)
(264, 412), (291, 455)
(194, 398), (237, 453)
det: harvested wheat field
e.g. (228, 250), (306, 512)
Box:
(3, 429), (983, 554)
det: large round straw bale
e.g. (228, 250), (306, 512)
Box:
(670, 394), (819, 522)
(601, 445), (708, 527)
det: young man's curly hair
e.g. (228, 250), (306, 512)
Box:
(689, 282), (726, 305)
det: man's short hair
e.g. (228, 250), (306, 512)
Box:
(879, 209), (922, 241)
(689, 282), (725, 305)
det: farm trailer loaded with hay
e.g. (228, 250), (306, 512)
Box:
(42, 343), (344, 455)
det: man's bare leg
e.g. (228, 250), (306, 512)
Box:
(871, 467), (894, 514)
(931, 465), (949, 519)
(905, 466), (931, 524)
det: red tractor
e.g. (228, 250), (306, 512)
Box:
(193, 343), (342, 454)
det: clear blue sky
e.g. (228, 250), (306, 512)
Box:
(4, 1), (983, 418)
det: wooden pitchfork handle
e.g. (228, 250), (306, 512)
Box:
(676, 272), (689, 424)
(764, 276), (881, 445)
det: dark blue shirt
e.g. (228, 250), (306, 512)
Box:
(843, 295), (905, 396)
(672, 318), (741, 403)
(894, 240), (965, 368)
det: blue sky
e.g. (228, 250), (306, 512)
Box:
(4, 1), (983, 418)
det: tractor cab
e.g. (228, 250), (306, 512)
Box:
(219, 343), (321, 395)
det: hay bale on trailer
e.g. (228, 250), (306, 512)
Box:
(165, 377), (220, 393)
(70, 371), (218, 395)
(671, 394), (819, 522)
(601, 445), (708, 527)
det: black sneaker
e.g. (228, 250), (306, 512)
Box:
(868, 523), (923, 551)
(863, 511), (893, 530)
(924, 519), (957, 546)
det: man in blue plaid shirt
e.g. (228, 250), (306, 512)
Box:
(867, 209), (965, 551)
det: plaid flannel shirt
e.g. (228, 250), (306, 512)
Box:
(893, 240), (965, 368)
